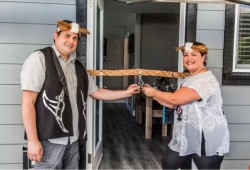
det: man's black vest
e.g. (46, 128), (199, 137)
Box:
(27, 47), (89, 143)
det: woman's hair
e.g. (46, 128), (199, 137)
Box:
(176, 41), (208, 66)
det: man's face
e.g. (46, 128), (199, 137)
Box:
(54, 31), (79, 59)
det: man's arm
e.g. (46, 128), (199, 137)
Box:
(22, 90), (43, 162)
(90, 84), (140, 100)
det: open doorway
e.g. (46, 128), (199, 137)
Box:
(103, 0), (180, 104)
(100, 0), (181, 169)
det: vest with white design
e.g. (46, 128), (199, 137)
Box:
(26, 47), (89, 144)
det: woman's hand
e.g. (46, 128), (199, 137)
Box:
(141, 84), (156, 97)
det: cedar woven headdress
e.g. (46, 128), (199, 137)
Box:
(176, 42), (208, 56)
(56, 20), (90, 36)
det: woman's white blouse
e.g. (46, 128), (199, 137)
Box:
(169, 71), (230, 156)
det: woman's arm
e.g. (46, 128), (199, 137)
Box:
(142, 84), (201, 106)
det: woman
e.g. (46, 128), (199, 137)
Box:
(141, 42), (230, 169)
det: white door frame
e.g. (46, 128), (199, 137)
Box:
(86, 0), (104, 169)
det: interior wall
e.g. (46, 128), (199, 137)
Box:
(103, 12), (136, 91)
(104, 1), (180, 92)
(140, 13), (180, 85)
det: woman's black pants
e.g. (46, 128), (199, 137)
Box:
(161, 146), (224, 169)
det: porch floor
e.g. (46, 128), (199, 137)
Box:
(99, 103), (171, 169)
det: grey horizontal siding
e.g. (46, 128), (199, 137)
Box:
(0, 85), (21, 104)
(197, 10), (225, 30)
(0, 105), (22, 124)
(0, 0), (76, 168)
(222, 86), (250, 105)
(197, 30), (224, 50)
(221, 160), (250, 169)
(206, 49), (223, 68)
(229, 124), (250, 142)
(0, 1), (76, 24)
(0, 164), (22, 169)
(0, 145), (23, 163)
(197, 4), (250, 168)
(209, 68), (222, 85)
(0, 64), (21, 84)
(198, 3), (225, 11)
(0, 44), (47, 64)
(225, 142), (250, 159)
(224, 106), (250, 123)
(0, 125), (26, 144)
(0, 0), (75, 4)
(0, 23), (56, 44)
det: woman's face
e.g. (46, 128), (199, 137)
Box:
(183, 49), (206, 75)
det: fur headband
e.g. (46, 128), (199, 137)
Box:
(176, 42), (208, 55)
(56, 20), (90, 36)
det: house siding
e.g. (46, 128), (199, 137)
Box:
(0, 0), (76, 168)
(0, 1), (249, 169)
(197, 3), (250, 169)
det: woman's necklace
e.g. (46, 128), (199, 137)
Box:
(190, 66), (206, 76)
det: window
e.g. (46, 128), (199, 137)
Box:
(233, 4), (250, 71)
(223, 4), (250, 85)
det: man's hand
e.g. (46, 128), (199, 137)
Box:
(27, 140), (43, 163)
(126, 84), (140, 96)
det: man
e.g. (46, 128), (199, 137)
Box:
(21, 20), (139, 169)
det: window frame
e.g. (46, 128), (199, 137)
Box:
(223, 4), (250, 85)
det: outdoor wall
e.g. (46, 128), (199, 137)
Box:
(196, 3), (250, 169)
(0, 0), (76, 168)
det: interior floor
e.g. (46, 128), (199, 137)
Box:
(99, 103), (171, 169)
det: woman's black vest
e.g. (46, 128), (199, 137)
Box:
(27, 47), (89, 143)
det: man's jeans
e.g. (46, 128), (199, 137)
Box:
(35, 140), (79, 169)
